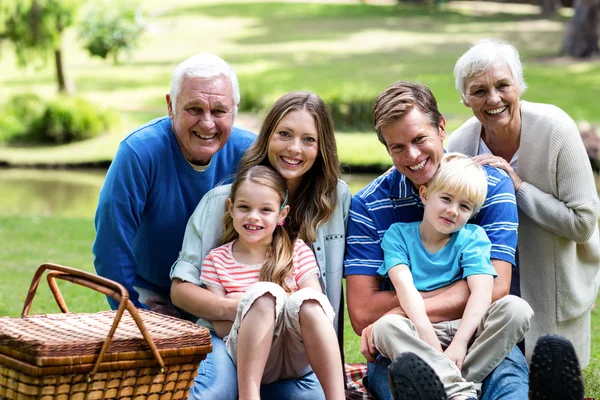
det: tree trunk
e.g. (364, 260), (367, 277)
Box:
(561, 0), (600, 57)
(541, 0), (558, 14)
(54, 47), (74, 94)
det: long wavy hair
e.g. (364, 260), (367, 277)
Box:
(238, 91), (340, 244)
(220, 166), (295, 292)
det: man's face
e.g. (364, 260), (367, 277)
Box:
(166, 74), (235, 166)
(380, 108), (446, 189)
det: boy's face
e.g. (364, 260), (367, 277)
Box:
(419, 187), (476, 235)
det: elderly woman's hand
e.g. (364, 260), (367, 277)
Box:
(473, 154), (523, 192)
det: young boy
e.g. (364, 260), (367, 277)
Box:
(370, 153), (532, 400)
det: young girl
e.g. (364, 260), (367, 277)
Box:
(200, 165), (345, 400)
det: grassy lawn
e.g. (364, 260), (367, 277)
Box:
(1, 0), (599, 167)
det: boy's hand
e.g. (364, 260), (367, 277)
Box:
(444, 341), (468, 370)
(360, 324), (379, 363)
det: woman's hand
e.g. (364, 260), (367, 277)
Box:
(473, 154), (523, 191)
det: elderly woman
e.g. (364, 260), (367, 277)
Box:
(170, 91), (351, 400)
(448, 39), (600, 367)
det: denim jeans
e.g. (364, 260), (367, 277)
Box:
(366, 345), (528, 400)
(188, 332), (325, 400)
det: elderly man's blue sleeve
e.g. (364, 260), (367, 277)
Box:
(93, 143), (148, 309)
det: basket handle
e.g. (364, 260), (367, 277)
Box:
(21, 263), (165, 376)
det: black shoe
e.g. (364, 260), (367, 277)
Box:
(388, 352), (447, 400)
(529, 334), (584, 400)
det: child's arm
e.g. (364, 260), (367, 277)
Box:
(203, 284), (235, 339)
(388, 265), (442, 352)
(444, 274), (494, 369)
(298, 274), (324, 292)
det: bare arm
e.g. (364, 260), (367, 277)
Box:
(197, 283), (235, 339)
(445, 274), (494, 369)
(490, 259), (511, 301)
(389, 265), (442, 352)
(299, 274), (325, 292)
(171, 278), (238, 322)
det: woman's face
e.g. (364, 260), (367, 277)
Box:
(463, 62), (521, 134)
(267, 109), (319, 194)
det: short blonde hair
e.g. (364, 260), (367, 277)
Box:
(426, 153), (488, 214)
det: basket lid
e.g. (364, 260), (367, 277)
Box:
(0, 309), (211, 367)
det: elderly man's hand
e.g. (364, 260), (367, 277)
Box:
(360, 323), (379, 363)
(145, 296), (179, 317)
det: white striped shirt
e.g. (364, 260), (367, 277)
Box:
(201, 239), (319, 293)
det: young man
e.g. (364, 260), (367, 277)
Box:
(344, 81), (530, 400)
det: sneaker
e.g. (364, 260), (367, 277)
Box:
(529, 334), (584, 400)
(388, 352), (447, 400)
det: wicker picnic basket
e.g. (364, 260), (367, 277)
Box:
(0, 263), (212, 400)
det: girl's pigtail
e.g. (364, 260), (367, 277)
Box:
(260, 225), (295, 293)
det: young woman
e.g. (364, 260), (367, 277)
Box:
(170, 91), (351, 400)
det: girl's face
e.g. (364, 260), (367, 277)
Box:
(267, 109), (319, 194)
(419, 187), (475, 236)
(227, 180), (289, 247)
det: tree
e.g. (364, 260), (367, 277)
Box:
(1, 0), (78, 94)
(541, 0), (559, 15)
(78, 0), (145, 65)
(562, 0), (600, 57)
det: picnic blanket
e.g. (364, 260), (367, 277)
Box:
(345, 363), (375, 399)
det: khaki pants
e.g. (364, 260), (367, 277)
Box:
(226, 282), (335, 384)
(371, 295), (533, 398)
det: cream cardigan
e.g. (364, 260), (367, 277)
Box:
(448, 100), (600, 366)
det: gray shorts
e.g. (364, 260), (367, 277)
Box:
(225, 281), (335, 383)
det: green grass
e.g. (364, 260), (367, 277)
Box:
(0, 214), (598, 397)
(1, 0), (599, 166)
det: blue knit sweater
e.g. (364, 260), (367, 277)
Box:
(93, 117), (255, 309)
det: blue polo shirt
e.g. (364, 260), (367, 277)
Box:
(344, 166), (518, 285)
(378, 222), (497, 291)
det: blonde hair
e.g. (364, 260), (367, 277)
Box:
(220, 165), (295, 292)
(426, 153), (488, 214)
(239, 91), (340, 244)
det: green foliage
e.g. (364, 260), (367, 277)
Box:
(0, 93), (46, 142)
(1, 0), (78, 66)
(30, 96), (117, 144)
(78, 0), (145, 64)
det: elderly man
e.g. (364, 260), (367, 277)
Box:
(93, 53), (255, 313)
(344, 81), (531, 400)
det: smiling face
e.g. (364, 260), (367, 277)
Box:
(420, 186), (475, 236)
(267, 109), (319, 195)
(381, 108), (446, 190)
(227, 180), (288, 247)
(167, 74), (234, 166)
(463, 62), (521, 135)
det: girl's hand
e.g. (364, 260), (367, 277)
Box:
(444, 341), (468, 370)
(473, 154), (523, 191)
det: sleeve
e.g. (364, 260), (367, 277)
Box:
(93, 142), (149, 310)
(199, 252), (224, 290)
(460, 227), (497, 278)
(379, 225), (409, 277)
(344, 195), (384, 276)
(169, 188), (229, 285)
(517, 118), (599, 243)
(294, 240), (320, 284)
(473, 167), (518, 266)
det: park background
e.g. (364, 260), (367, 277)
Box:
(0, 0), (599, 396)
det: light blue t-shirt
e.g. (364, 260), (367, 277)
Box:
(378, 222), (497, 291)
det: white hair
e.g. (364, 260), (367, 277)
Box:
(454, 39), (527, 105)
(169, 52), (240, 116)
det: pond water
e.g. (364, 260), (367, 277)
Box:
(0, 169), (381, 218)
